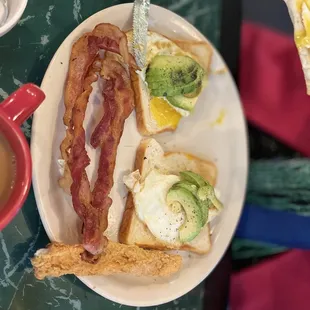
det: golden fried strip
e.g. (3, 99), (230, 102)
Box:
(31, 241), (182, 279)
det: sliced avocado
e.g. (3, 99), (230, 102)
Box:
(183, 85), (202, 98)
(171, 181), (198, 195)
(178, 171), (222, 225)
(172, 181), (209, 225)
(146, 65), (198, 85)
(167, 187), (202, 243)
(183, 74), (208, 98)
(199, 199), (210, 226)
(167, 95), (196, 112)
(197, 185), (223, 211)
(180, 171), (207, 187)
(170, 201), (183, 214)
(149, 81), (195, 97)
(146, 55), (199, 83)
(147, 55), (197, 70)
(146, 55), (205, 97)
(149, 67), (204, 97)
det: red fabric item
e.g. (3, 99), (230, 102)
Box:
(240, 22), (310, 156)
(230, 250), (310, 310)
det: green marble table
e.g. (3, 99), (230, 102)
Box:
(0, 0), (222, 309)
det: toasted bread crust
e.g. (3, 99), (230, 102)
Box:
(173, 40), (213, 72)
(119, 139), (215, 254)
(132, 241), (211, 255)
(119, 139), (149, 243)
(129, 68), (147, 136)
(119, 192), (135, 244)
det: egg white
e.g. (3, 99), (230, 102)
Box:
(124, 169), (185, 244)
(127, 31), (192, 67)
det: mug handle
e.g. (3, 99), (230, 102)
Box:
(0, 83), (45, 126)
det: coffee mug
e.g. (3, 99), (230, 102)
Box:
(0, 84), (45, 230)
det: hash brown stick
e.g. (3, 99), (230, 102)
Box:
(31, 241), (182, 279)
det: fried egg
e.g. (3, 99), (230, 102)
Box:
(123, 169), (221, 244)
(124, 169), (185, 244)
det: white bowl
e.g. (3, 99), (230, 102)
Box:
(0, 0), (28, 37)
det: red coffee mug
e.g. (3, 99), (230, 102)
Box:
(0, 84), (45, 230)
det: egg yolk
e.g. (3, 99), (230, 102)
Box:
(149, 97), (182, 129)
(295, 0), (310, 48)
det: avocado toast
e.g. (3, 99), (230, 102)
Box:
(123, 30), (213, 136)
(119, 138), (222, 254)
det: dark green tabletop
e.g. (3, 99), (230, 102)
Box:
(0, 1), (222, 309)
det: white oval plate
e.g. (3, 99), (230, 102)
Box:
(31, 3), (248, 307)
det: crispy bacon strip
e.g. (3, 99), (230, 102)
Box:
(60, 23), (137, 194)
(90, 24), (136, 67)
(63, 34), (96, 127)
(63, 23), (136, 127)
(58, 130), (73, 194)
(67, 59), (110, 257)
(82, 59), (134, 255)
(59, 24), (136, 256)
(59, 59), (101, 195)
(68, 60), (100, 221)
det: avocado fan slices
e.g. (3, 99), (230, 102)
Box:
(171, 181), (209, 226)
(180, 171), (222, 210)
(167, 186), (203, 243)
(166, 171), (222, 243)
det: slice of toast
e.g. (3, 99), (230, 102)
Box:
(119, 138), (218, 254)
(126, 30), (214, 136)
